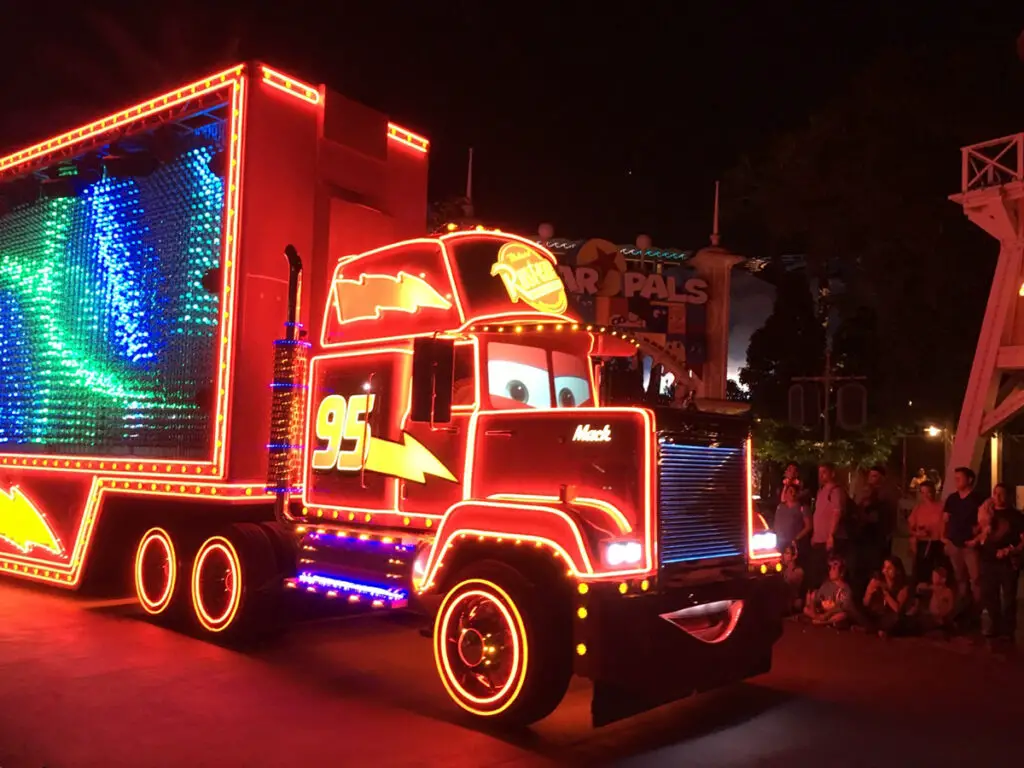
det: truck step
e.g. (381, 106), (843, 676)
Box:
(285, 573), (409, 609)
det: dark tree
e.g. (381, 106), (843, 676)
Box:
(726, 379), (750, 402)
(726, 37), (1024, 424)
(427, 196), (476, 234)
(740, 267), (825, 419)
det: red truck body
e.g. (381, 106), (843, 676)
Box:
(0, 63), (784, 727)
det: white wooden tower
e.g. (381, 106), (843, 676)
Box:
(947, 134), (1024, 492)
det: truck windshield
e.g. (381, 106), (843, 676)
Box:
(486, 341), (593, 409)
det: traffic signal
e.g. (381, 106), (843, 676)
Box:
(836, 383), (867, 430)
(788, 383), (820, 428)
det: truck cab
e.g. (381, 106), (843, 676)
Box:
(283, 229), (785, 726)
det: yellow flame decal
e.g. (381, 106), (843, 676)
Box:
(0, 486), (64, 555)
(332, 272), (452, 324)
(363, 433), (457, 484)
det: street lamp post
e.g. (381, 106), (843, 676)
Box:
(925, 425), (953, 487)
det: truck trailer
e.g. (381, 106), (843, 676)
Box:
(0, 62), (784, 727)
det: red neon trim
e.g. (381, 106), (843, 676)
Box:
(320, 238), (460, 349)
(260, 65), (321, 105)
(420, 406), (657, 586)
(191, 536), (242, 632)
(0, 65), (245, 176)
(387, 122), (429, 153)
(301, 348), (413, 515)
(135, 527), (176, 615)
(746, 437), (778, 561)
(434, 579), (528, 716)
(487, 493), (632, 534)
(0, 480), (270, 587)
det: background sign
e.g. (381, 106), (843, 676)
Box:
(553, 239), (708, 374)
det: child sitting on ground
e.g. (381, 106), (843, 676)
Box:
(908, 566), (955, 635)
(782, 545), (805, 613)
(803, 557), (852, 627)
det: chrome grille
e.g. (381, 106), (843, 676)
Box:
(658, 441), (747, 566)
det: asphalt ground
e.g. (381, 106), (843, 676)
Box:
(0, 580), (1021, 768)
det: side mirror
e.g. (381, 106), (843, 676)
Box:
(410, 337), (454, 423)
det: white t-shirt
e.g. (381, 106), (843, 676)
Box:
(813, 483), (844, 544)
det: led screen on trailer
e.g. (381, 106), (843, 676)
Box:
(0, 113), (228, 459)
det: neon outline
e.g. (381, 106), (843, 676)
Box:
(301, 347), (412, 517)
(295, 572), (407, 602)
(320, 233), (577, 350)
(134, 527), (176, 615)
(0, 66), (244, 175)
(433, 578), (528, 717)
(0, 67), (246, 477)
(260, 66), (321, 105)
(490, 241), (569, 315)
(0, 486), (64, 555)
(0, 478), (270, 587)
(746, 436), (778, 561)
(330, 271), (453, 325)
(191, 535), (243, 633)
(387, 123), (430, 153)
(486, 493), (632, 535)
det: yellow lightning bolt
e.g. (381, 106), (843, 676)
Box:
(363, 433), (458, 484)
(0, 486), (64, 555)
(332, 272), (452, 324)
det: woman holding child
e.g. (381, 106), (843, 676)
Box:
(972, 484), (1024, 643)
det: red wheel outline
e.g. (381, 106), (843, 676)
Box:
(134, 527), (177, 616)
(190, 536), (242, 633)
(433, 578), (529, 717)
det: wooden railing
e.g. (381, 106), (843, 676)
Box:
(961, 133), (1024, 193)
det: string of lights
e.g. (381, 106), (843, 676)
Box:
(0, 147), (225, 456)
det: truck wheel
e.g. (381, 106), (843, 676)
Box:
(134, 527), (183, 619)
(189, 523), (281, 641)
(433, 561), (572, 727)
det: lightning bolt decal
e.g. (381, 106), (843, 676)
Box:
(331, 272), (452, 324)
(0, 486), (64, 556)
(363, 433), (457, 484)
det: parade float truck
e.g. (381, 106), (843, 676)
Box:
(0, 63), (784, 727)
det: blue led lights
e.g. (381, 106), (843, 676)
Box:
(0, 144), (225, 456)
(296, 572), (409, 602)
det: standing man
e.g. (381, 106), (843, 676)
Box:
(811, 463), (846, 590)
(943, 467), (983, 613)
(851, 465), (895, 597)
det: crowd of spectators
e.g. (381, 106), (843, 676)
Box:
(773, 463), (1024, 648)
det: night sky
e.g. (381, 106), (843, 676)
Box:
(3, 2), (1024, 379)
(3, 3), (1021, 247)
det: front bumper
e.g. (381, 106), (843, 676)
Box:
(575, 573), (786, 726)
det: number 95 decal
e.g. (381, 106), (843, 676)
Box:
(310, 393), (458, 484)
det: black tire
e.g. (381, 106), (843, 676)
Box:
(257, 521), (298, 580)
(188, 522), (283, 643)
(433, 560), (572, 727)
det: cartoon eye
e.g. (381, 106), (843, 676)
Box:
(488, 358), (551, 408)
(507, 380), (529, 403)
(554, 375), (591, 408)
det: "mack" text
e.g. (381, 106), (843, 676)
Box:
(572, 424), (612, 443)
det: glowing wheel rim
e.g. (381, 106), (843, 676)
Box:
(434, 579), (529, 717)
(191, 536), (242, 633)
(135, 528), (176, 616)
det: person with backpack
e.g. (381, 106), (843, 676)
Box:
(810, 462), (849, 590)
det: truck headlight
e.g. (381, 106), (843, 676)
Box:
(604, 540), (643, 567)
(750, 531), (777, 552)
